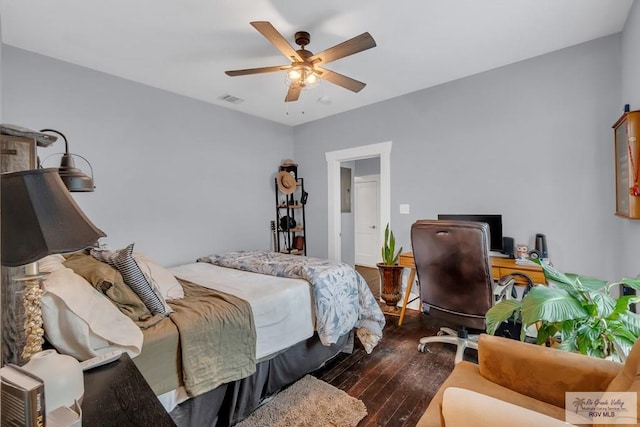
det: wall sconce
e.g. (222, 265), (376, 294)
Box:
(1, 168), (106, 361)
(39, 128), (95, 192)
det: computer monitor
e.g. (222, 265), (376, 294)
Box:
(436, 214), (503, 252)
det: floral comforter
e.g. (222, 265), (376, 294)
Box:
(198, 251), (385, 354)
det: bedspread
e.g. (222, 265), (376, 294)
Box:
(198, 251), (385, 354)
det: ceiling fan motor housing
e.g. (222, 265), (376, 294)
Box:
(295, 31), (310, 48)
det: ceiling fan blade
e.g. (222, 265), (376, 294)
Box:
(285, 85), (302, 102)
(225, 65), (290, 76)
(309, 32), (376, 65)
(250, 21), (303, 62)
(316, 67), (366, 93)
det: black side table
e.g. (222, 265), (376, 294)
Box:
(82, 352), (176, 426)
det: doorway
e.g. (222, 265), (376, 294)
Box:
(325, 141), (391, 262)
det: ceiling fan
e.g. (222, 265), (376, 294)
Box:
(225, 21), (376, 102)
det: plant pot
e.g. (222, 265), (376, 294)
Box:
(377, 263), (404, 306)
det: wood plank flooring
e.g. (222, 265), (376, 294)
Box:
(311, 265), (477, 427)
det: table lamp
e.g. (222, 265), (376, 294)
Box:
(1, 168), (106, 361)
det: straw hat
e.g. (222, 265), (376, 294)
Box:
(277, 171), (297, 194)
(281, 159), (298, 167)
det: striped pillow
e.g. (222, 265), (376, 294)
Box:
(91, 244), (169, 316)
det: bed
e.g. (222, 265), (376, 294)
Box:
(38, 248), (385, 426)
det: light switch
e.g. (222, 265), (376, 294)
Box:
(399, 204), (410, 214)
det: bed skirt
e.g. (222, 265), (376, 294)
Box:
(169, 331), (353, 426)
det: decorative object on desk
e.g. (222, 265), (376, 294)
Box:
(377, 223), (403, 309)
(527, 249), (540, 260)
(1, 169), (106, 363)
(486, 260), (640, 362)
(516, 244), (528, 259)
(276, 171), (297, 194)
(39, 129), (96, 192)
(22, 349), (83, 415)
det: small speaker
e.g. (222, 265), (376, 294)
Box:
(502, 237), (515, 258)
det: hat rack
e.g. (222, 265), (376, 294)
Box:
(274, 161), (306, 255)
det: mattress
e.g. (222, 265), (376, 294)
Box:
(169, 262), (315, 360)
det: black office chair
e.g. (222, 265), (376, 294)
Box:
(411, 220), (501, 364)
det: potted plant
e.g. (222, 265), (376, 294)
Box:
(377, 223), (404, 309)
(486, 260), (640, 362)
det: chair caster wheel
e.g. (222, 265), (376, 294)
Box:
(418, 343), (426, 353)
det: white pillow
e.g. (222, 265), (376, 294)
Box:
(133, 253), (184, 300)
(41, 267), (143, 361)
(38, 254), (67, 273)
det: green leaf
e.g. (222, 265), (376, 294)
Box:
(485, 300), (522, 335)
(592, 293), (616, 318)
(537, 261), (576, 287)
(576, 275), (609, 292)
(618, 312), (640, 337)
(521, 286), (588, 326)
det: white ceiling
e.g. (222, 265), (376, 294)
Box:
(0, 0), (634, 126)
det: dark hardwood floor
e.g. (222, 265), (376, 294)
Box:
(311, 265), (477, 427)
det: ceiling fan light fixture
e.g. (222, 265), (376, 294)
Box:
(285, 64), (319, 90)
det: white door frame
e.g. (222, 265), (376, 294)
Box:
(325, 141), (392, 261)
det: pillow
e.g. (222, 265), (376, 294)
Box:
(38, 254), (68, 273)
(41, 266), (143, 361)
(63, 253), (166, 329)
(91, 244), (170, 316)
(132, 253), (184, 300)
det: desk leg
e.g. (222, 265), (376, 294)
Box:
(398, 268), (416, 326)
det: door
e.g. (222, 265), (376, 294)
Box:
(355, 175), (380, 267)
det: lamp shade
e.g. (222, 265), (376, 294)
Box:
(1, 168), (106, 267)
(39, 128), (95, 192)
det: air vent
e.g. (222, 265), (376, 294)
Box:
(219, 94), (244, 104)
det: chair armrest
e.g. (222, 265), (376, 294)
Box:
(442, 387), (578, 427)
(478, 334), (621, 408)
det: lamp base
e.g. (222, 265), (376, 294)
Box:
(14, 272), (47, 361)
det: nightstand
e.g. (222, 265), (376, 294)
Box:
(82, 352), (175, 426)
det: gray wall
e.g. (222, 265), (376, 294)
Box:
(355, 157), (380, 178)
(1, 28), (634, 281)
(1, 46), (294, 266)
(294, 34), (622, 280)
(618, 0), (640, 279)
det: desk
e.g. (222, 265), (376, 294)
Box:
(397, 252), (545, 326)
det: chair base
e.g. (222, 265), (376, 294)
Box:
(418, 327), (479, 364)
